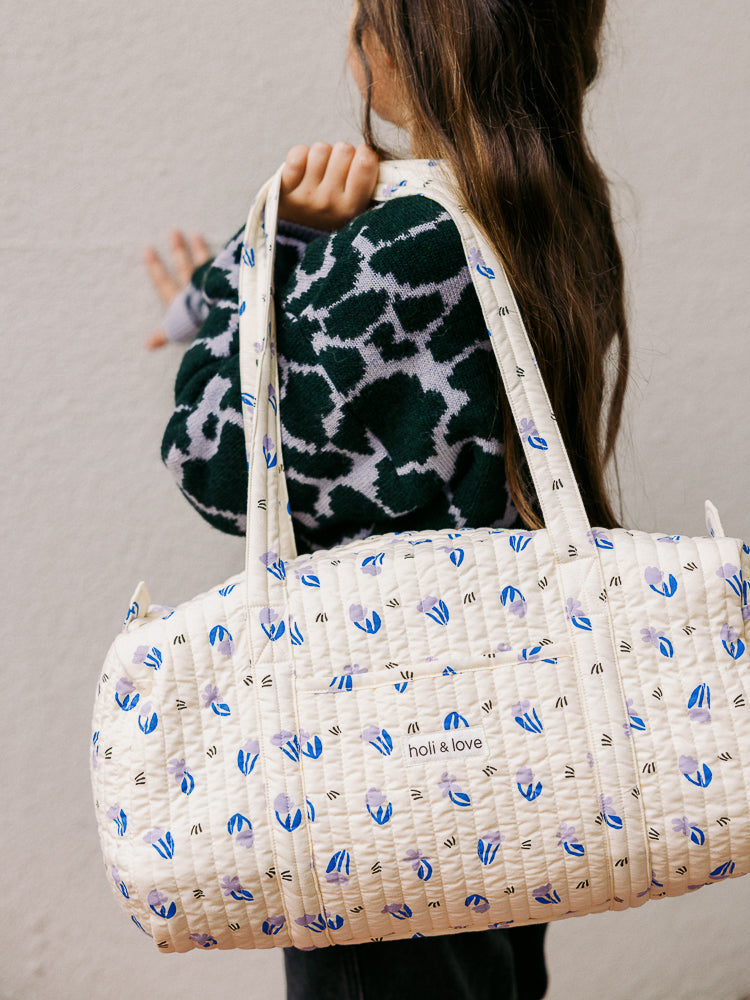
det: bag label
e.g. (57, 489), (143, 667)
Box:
(403, 726), (489, 766)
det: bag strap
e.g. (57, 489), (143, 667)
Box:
(238, 160), (596, 600)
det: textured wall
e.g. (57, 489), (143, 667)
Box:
(2, 0), (748, 997)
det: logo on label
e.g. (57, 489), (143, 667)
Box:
(403, 726), (488, 766)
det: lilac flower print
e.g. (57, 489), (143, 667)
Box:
(360, 725), (393, 756)
(202, 683), (230, 717)
(402, 848), (433, 881)
(599, 795), (623, 830)
(709, 861), (736, 880)
(189, 933), (217, 948)
(299, 729), (323, 760)
(260, 551), (286, 581)
(496, 642), (513, 653)
(516, 766), (543, 801)
(557, 824), (585, 857)
(137, 700), (158, 735)
(267, 382), (277, 414)
(227, 813), (253, 848)
(565, 598), (592, 632)
(464, 893), (491, 914)
(326, 850), (351, 884)
(221, 875), (253, 901)
(143, 828), (175, 859)
(132, 645), (162, 671)
(325, 910), (345, 931)
(720, 624), (746, 661)
(687, 684), (711, 723)
(477, 830), (505, 866)
(440, 544), (465, 567)
(533, 883), (561, 905)
(330, 663), (368, 692)
(349, 603), (382, 634)
(626, 697), (646, 732)
(361, 552), (386, 575)
(518, 417), (548, 451)
(438, 771), (471, 808)
(209, 625), (234, 657)
(274, 793), (303, 832)
(672, 816), (706, 846)
(588, 528), (614, 550)
(259, 607), (286, 641)
(271, 730), (301, 762)
(114, 677), (139, 712)
(509, 531), (533, 553)
(107, 804), (127, 837)
(468, 245), (496, 279)
(365, 787), (393, 825)
(512, 699), (543, 734)
(111, 866), (128, 898)
(147, 889), (176, 919)
(262, 915), (286, 936)
(382, 178), (408, 199)
(262, 435), (277, 469)
(417, 596), (450, 626)
(679, 754), (713, 788)
(168, 758), (195, 795)
(238, 738), (260, 775)
(644, 566), (678, 598)
(381, 902), (413, 920)
(500, 585), (527, 618)
(640, 627), (674, 659)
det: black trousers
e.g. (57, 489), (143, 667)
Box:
(284, 926), (548, 1000)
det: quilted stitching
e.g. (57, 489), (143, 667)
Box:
(90, 162), (750, 953)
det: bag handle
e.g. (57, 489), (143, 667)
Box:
(238, 161), (596, 602)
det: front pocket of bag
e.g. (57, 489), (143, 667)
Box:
(293, 654), (609, 943)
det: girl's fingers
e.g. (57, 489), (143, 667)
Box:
(325, 142), (357, 192)
(304, 142), (334, 186)
(188, 233), (211, 268)
(146, 329), (168, 350)
(343, 143), (380, 209)
(171, 231), (195, 286)
(144, 246), (179, 304)
(280, 145), (309, 194)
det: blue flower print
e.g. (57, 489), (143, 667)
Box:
(366, 787), (393, 825)
(288, 617), (305, 645)
(329, 663), (368, 692)
(209, 625), (234, 657)
(716, 564), (749, 603)
(360, 725), (393, 756)
(227, 814), (254, 849)
(438, 772), (471, 807)
(518, 417), (548, 451)
(417, 596), (450, 625)
(325, 911), (345, 931)
(444, 712), (470, 730)
(464, 893), (490, 914)
(168, 758), (194, 795)
(565, 598), (592, 631)
(299, 730), (323, 760)
(240, 391), (255, 407)
(467, 246), (495, 279)
(132, 645), (162, 671)
(402, 849), (433, 882)
(644, 566), (678, 598)
(131, 916), (152, 937)
(588, 529), (614, 550)
(517, 646), (557, 664)
(349, 604), (382, 634)
(138, 701), (158, 735)
(295, 913), (327, 933)
(672, 816), (706, 846)
(533, 884), (561, 905)
(326, 850), (351, 885)
(114, 677), (139, 712)
(626, 698), (646, 732)
(501, 586), (527, 618)
(641, 627), (674, 658)
(221, 876), (253, 901)
(509, 532), (533, 553)
(202, 683), (230, 717)
(260, 551), (286, 580)
(274, 793), (303, 832)
(241, 244), (255, 267)
(599, 795), (623, 830)
(679, 755), (712, 788)
(361, 553), (386, 576)
(188, 933), (217, 949)
(148, 889), (176, 919)
(477, 830), (505, 866)
(721, 624), (745, 660)
(267, 383), (277, 414)
(516, 767), (543, 802)
(688, 684), (711, 724)
(382, 178), (408, 199)
(91, 730), (99, 770)
(295, 570), (320, 588)
(262, 915), (286, 936)
(271, 730), (301, 762)
(306, 798), (316, 823)
(107, 804), (127, 837)
(123, 600), (140, 627)
(557, 824), (585, 857)
(513, 700), (543, 734)
(381, 903), (413, 920)
(709, 861), (735, 880)
(439, 544), (464, 567)
(238, 738), (260, 775)
(143, 828), (175, 859)
(262, 435), (277, 469)
(219, 583), (237, 597)
(260, 607), (286, 641)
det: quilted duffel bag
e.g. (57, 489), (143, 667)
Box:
(91, 160), (750, 953)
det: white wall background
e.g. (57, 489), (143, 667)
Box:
(2, 0), (748, 997)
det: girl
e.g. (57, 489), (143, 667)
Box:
(146, 1), (628, 996)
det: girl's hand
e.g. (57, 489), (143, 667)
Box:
(143, 231), (211, 349)
(279, 142), (380, 231)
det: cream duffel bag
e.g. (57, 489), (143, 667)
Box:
(91, 160), (750, 953)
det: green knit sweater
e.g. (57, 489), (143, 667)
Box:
(162, 194), (520, 553)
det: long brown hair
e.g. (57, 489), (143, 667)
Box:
(352, 0), (628, 529)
